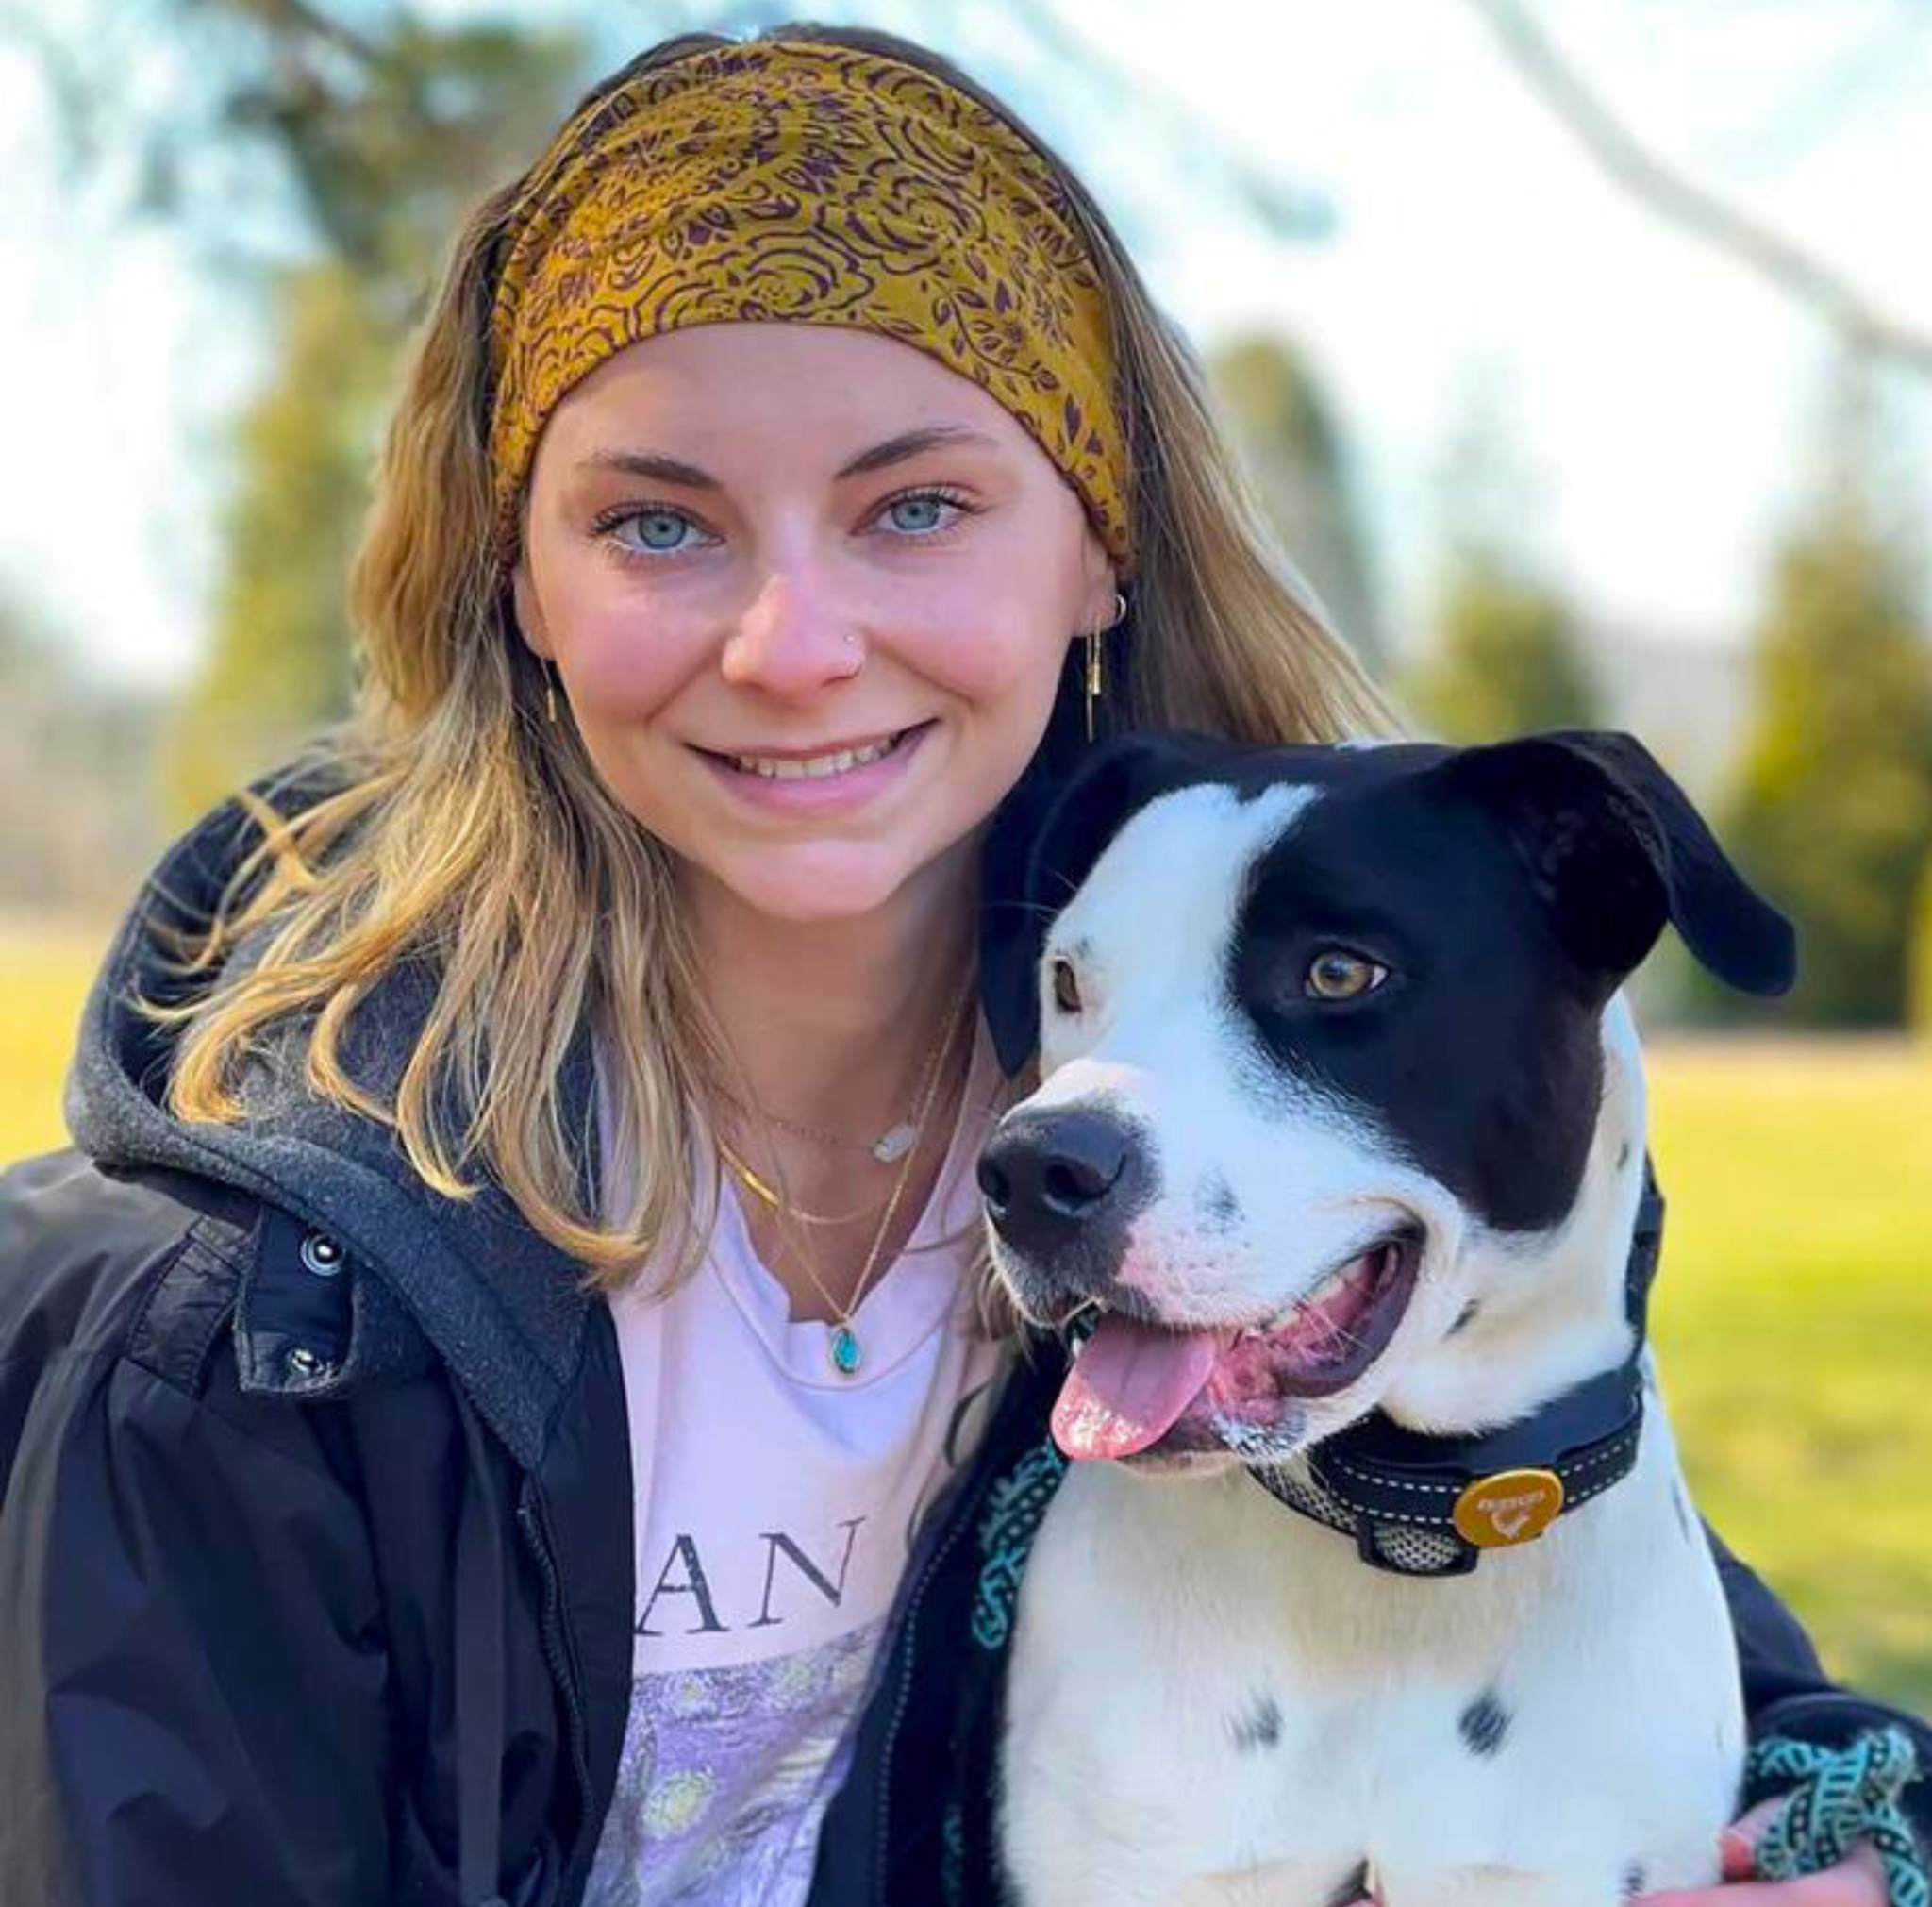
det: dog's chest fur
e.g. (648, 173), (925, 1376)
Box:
(999, 1402), (1743, 1906)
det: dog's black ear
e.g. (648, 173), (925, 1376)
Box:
(1432, 728), (1796, 999)
(980, 731), (1236, 1075)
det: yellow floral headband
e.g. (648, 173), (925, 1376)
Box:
(486, 39), (1131, 566)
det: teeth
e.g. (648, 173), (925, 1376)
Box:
(732, 732), (901, 778)
(1247, 1242), (1393, 1339)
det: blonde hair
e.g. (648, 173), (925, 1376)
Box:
(159, 24), (1407, 1295)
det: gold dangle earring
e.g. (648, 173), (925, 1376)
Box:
(1084, 591), (1127, 744)
(543, 659), (560, 726)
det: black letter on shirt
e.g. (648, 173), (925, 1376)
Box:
(638, 1534), (727, 1637)
(748, 1517), (865, 1629)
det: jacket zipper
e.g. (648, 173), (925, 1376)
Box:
(871, 1468), (989, 1903)
(518, 1484), (596, 1889)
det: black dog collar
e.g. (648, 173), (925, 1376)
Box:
(1248, 1159), (1666, 1578)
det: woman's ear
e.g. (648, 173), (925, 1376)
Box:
(510, 559), (552, 660)
(1074, 518), (1118, 634)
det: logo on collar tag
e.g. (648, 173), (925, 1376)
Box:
(1453, 1468), (1565, 1548)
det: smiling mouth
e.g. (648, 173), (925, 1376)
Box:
(697, 721), (932, 780)
(1046, 1227), (1424, 1463)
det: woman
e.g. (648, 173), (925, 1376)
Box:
(0, 24), (1919, 1907)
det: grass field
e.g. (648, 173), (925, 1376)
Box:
(4, 929), (1930, 1712)
(0, 925), (106, 1163)
(1644, 1035), (1932, 1714)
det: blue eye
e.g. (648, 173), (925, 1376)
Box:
(879, 489), (974, 537)
(624, 509), (697, 554)
(590, 504), (711, 562)
(885, 493), (947, 533)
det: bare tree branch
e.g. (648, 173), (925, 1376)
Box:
(1465, 0), (1932, 378)
(1009, 0), (1333, 243)
(225, 0), (390, 72)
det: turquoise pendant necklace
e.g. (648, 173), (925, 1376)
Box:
(821, 982), (969, 1375)
(716, 977), (974, 1380)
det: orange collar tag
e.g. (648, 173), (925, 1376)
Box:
(1452, 1468), (1566, 1548)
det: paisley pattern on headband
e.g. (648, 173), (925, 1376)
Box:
(487, 40), (1129, 563)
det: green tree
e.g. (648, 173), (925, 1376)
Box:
(1208, 333), (1384, 668)
(163, 260), (393, 818)
(19, 3), (593, 813)
(1716, 376), (1932, 1027)
(1409, 553), (1602, 743)
(1405, 390), (1602, 742)
(161, 14), (590, 811)
(1910, 850), (1932, 1040)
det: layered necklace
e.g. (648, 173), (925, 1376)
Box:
(716, 974), (975, 1378)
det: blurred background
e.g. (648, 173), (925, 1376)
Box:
(2, 0), (1928, 1705)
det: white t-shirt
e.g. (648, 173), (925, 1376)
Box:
(582, 1018), (1011, 1907)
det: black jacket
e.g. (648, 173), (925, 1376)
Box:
(1, 794), (1926, 1906)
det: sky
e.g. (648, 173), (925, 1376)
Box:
(1, 0), (1927, 690)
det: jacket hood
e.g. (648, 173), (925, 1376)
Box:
(64, 782), (603, 1471)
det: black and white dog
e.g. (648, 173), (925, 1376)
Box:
(975, 729), (1797, 1907)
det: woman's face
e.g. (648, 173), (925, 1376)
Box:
(510, 322), (1117, 925)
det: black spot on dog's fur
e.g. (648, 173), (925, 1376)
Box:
(1622, 1861), (1647, 1899)
(1324, 1861), (1372, 1907)
(1228, 1692), (1281, 1751)
(1449, 1300), (1481, 1336)
(1199, 1171), (1241, 1234)
(1226, 768), (1619, 1233)
(1458, 1693), (1510, 1756)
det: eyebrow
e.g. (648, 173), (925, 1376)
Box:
(573, 425), (1001, 490)
(834, 425), (1000, 478)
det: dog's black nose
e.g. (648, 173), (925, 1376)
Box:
(977, 1108), (1140, 1254)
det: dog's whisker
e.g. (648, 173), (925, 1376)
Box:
(1008, 1293), (1066, 1331)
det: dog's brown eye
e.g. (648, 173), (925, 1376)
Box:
(1305, 949), (1388, 1000)
(1051, 958), (1082, 1014)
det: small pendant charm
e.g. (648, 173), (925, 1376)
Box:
(871, 1122), (917, 1164)
(829, 1324), (862, 1376)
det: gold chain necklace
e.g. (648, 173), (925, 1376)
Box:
(735, 975), (973, 1378)
(715, 971), (966, 1224)
(713, 1136), (887, 1227)
(716, 1094), (924, 1165)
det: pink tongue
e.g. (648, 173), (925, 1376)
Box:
(1051, 1314), (1223, 1460)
